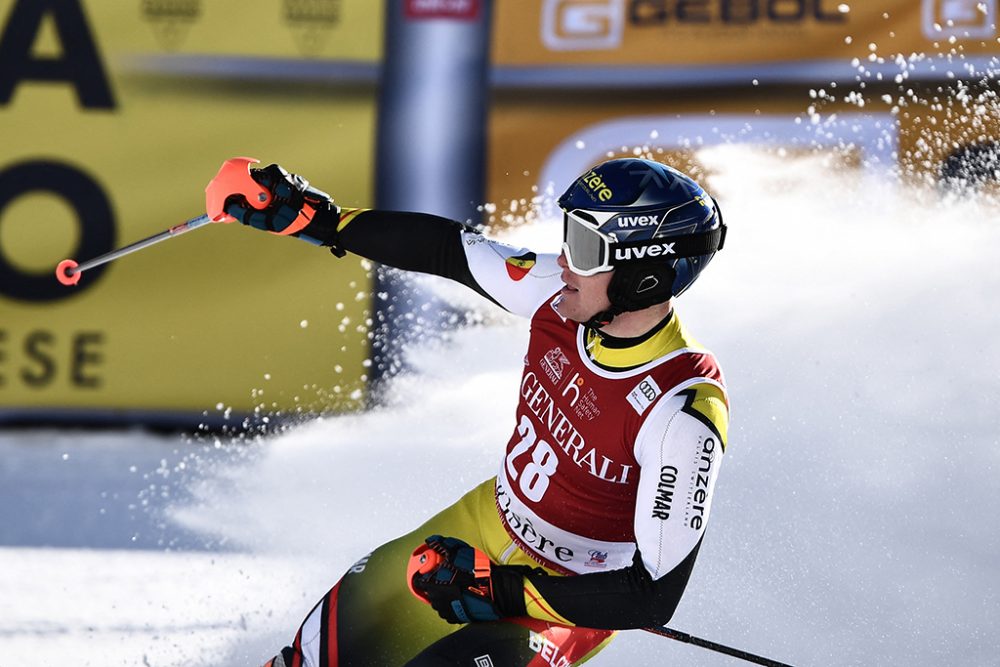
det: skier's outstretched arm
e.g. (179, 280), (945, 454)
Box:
(225, 163), (563, 318)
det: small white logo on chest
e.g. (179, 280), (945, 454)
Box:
(541, 347), (571, 383)
(626, 375), (662, 415)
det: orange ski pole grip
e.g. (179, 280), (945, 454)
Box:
(204, 157), (272, 222)
(204, 157), (317, 236)
(406, 543), (443, 604)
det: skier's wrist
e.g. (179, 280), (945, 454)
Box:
(489, 564), (530, 617)
(292, 199), (344, 254)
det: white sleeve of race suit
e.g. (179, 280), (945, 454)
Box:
(632, 391), (724, 580)
(460, 230), (564, 318)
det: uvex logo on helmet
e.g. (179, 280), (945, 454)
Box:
(615, 214), (660, 228)
(614, 242), (676, 261)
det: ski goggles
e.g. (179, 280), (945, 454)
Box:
(561, 209), (616, 276)
(562, 205), (728, 277)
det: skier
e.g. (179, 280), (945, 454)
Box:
(225, 157), (729, 667)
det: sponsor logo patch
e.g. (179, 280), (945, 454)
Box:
(577, 168), (614, 202)
(651, 466), (677, 521)
(561, 371), (601, 421)
(585, 549), (609, 568)
(626, 375), (662, 415)
(474, 655), (495, 667)
(541, 347), (571, 383)
(505, 251), (537, 281)
(685, 436), (717, 531)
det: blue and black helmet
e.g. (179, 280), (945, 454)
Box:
(558, 158), (726, 320)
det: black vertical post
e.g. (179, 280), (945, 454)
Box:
(370, 0), (493, 398)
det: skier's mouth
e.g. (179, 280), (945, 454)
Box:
(561, 283), (579, 294)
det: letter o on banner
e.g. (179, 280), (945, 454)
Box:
(0, 161), (115, 302)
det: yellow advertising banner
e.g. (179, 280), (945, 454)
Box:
(494, 0), (1000, 67)
(0, 0), (382, 420)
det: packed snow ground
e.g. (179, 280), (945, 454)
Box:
(2, 146), (999, 666)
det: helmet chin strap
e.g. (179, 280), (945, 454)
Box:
(584, 305), (623, 330)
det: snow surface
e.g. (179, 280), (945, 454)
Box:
(2, 146), (999, 666)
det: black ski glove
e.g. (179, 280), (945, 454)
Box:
(407, 535), (531, 624)
(225, 163), (345, 256)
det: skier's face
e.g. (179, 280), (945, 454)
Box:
(556, 251), (613, 323)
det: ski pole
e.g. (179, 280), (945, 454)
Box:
(55, 156), (272, 286)
(643, 625), (798, 667)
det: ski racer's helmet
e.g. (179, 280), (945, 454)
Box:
(558, 158), (726, 323)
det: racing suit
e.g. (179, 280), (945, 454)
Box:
(265, 209), (729, 667)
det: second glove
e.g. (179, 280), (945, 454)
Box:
(408, 535), (505, 624)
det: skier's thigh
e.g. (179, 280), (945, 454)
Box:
(334, 530), (458, 665)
